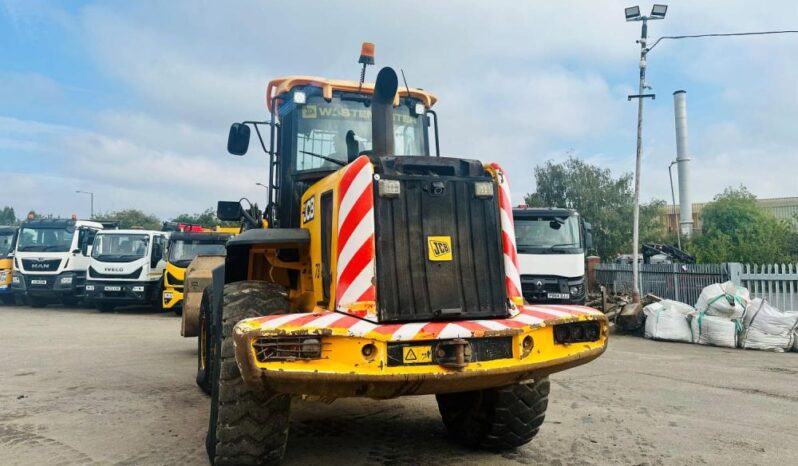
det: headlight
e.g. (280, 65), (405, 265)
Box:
(12, 275), (20, 283)
(474, 181), (494, 198)
(85, 285), (95, 291)
(164, 292), (173, 300)
(0, 271), (8, 280)
(60, 276), (73, 284)
(132, 286), (144, 292)
(570, 284), (584, 296)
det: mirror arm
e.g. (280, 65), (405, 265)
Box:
(243, 121), (272, 155)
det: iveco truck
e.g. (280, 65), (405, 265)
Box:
(0, 226), (18, 304)
(513, 207), (592, 305)
(11, 218), (104, 307)
(85, 229), (168, 312)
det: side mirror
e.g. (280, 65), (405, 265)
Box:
(227, 123), (251, 156)
(151, 243), (162, 267)
(583, 222), (593, 250)
(217, 201), (242, 222)
(72, 248), (81, 255)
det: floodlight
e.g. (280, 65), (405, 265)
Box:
(625, 6), (641, 21)
(651, 4), (668, 19)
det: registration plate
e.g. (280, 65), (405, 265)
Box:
(547, 292), (570, 299)
(104, 286), (122, 292)
(31, 279), (47, 285)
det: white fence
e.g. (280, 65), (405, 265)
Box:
(595, 262), (798, 311)
(741, 264), (798, 312)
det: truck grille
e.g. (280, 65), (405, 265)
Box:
(89, 266), (142, 279)
(374, 176), (508, 322)
(21, 259), (61, 272)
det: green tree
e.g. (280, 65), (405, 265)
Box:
(0, 206), (17, 225)
(524, 157), (668, 259)
(101, 209), (162, 230)
(687, 186), (796, 263)
(172, 208), (237, 229)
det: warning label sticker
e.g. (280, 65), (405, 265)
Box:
(402, 346), (432, 364)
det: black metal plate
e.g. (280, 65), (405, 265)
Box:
(386, 337), (513, 367)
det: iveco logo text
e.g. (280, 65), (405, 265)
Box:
(104, 267), (124, 273)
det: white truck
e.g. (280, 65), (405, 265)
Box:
(85, 229), (169, 312)
(512, 207), (592, 305)
(11, 218), (104, 307)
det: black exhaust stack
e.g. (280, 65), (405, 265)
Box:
(372, 67), (398, 156)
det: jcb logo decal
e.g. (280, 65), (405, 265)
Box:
(302, 197), (315, 223)
(427, 236), (453, 261)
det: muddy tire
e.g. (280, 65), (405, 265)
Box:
(436, 378), (550, 450)
(196, 287), (213, 395)
(206, 280), (291, 466)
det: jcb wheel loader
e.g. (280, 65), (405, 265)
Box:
(202, 44), (607, 465)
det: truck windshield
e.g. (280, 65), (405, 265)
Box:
(514, 215), (582, 253)
(17, 227), (74, 253)
(0, 231), (15, 255)
(168, 240), (226, 267)
(294, 95), (426, 171)
(92, 234), (149, 262)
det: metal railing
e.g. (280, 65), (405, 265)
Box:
(596, 262), (798, 311)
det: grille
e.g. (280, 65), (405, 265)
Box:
(89, 266), (142, 279)
(21, 259), (61, 272)
(253, 336), (324, 362)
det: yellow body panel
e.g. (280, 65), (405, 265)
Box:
(162, 262), (186, 309)
(0, 257), (12, 291)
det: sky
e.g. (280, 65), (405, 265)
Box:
(1, 0), (797, 220)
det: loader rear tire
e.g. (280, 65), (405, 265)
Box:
(196, 287), (213, 395)
(206, 281), (291, 466)
(436, 377), (550, 450)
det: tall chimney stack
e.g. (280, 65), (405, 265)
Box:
(673, 90), (693, 238)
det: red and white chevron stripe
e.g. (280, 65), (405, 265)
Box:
(489, 163), (523, 303)
(335, 155), (377, 318)
(243, 304), (603, 342)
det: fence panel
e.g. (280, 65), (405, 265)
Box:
(741, 263), (798, 311)
(595, 263), (729, 305)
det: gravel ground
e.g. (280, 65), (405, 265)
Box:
(1, 303), (796, 465)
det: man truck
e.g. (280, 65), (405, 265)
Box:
(197, 43), (607, 465)
(85, 229), (168, 312)
(512, 207), (592, 305)
(11, 218), (103, 307)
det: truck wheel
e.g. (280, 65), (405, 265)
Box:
(96, 302), (115, 313)
(206, 281), (291, 466)
(436, 378), (550, 450)
(28, 296), (47, 308)
(196, 287), (213, 395)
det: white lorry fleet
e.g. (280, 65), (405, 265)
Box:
(512, 207), (592, 305)
(85, 229), (168, 312)
(11, 218), (104, 307)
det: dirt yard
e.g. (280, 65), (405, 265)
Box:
(1, 303), (796, 465)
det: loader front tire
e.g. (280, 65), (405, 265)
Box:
(206, 281), (291, 466)
(436, 378), (550, 450)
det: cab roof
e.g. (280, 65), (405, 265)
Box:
(96, 229), (165, 236)
(512, 207), (578, 218)
(168, 231), (232, 242)
(20, 218), (104, 229)
(266, 76), (437, 113)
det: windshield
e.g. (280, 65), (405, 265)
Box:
(514, 215), (582, 252)
(17, 227), (74, 253)
(92, 234), (149, 262)
(294, 95), (426, 171)
(0, 232), (15, 256)
(168, 240), (226, 266)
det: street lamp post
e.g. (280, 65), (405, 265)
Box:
(255, 182), (268, 190)
(75, 190), (95, 219)
(625, 4), (667, 303)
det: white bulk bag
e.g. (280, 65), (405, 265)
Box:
(740, 299), (798, 352)
(691, 312), (739, 348)
(695, 281), (749, 320)
(643, 303), (693, 343)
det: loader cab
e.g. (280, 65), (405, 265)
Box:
(227, 77), (438, 229)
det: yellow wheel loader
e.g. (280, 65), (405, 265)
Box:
(202, 44), (607, 465)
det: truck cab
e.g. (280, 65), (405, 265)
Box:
(513, 207), (592, 305)
(0, 226), (19, 304)
(162, 231), (231, 313)
(85, 229), (168, 312)
(11, 218), (104, 307)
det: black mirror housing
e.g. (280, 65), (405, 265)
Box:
(217, 201), (242, 222)
(227, 123), (251, 156)
(583, 221), (594, 250)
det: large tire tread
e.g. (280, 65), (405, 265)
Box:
(436, 378), (550, 450)
(207, 281), (291, 466)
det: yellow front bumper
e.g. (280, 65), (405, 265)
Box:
(233, 305), (608, 398)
